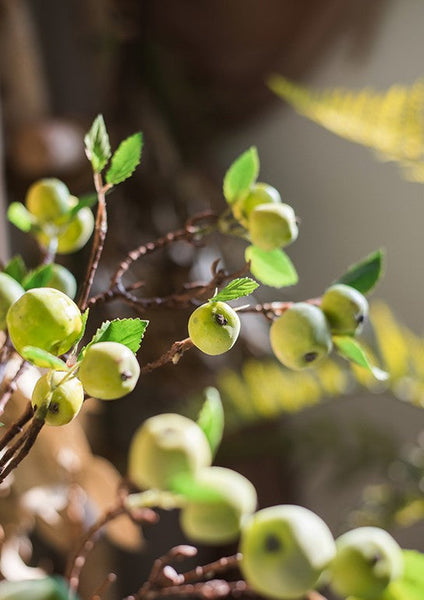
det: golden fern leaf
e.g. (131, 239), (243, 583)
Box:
(269, 75), (424, 181)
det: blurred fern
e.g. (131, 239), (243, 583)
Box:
(269, 75), (424, 182)
(214, 302), (424, 431)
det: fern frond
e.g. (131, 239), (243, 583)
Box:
(269, 75), (424, 181)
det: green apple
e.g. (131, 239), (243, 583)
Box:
(32, 371), (84, 426)
(188, 301), (241, 356)
(128, 413), (212, 491)
(233, 182), (282, 226)
(248, 203), (298, 251)
(44, 264), (77, 299)
(25, 178), (71, 224)
(321, 283), (369, 336)
(329, 527), (403, 600)
(240, 505), (336, 600)
(37, 205), (94, 254)
(0, 272), (24, 330)
(0, 577), (74, 600)
(180, 466), (257, 545)
(6, 287), (83, 356)
(78, 341), (140, 400)
(270, 303), (332, 370)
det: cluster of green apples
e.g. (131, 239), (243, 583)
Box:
(128, 411), (403, 598)
(232, 182), (298, 252)
(3, 287), (140, 425)
(270, 283), (369, 370)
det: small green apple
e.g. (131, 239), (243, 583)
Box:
(180, 466), (257, 545)
(37, 205), (94, 254)
(6, 287), (83, 356)
(232, 182), (282, 226)
(25, 178), (71, 224)
(248, 203), (298, 251)
(270, 303), (332, 370)
(44, 264), (77, 299)
(329, 527), (403, 600)
(240, 505), (336, 600)
(321, 283), (369, 336)
(188, 301), (241, 356)
(78, 341), (140, 400)
(128, 413), (212, 491)
(0, 272), (24, 330)
(32, 371), (84, 426)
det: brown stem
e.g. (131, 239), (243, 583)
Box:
(78, 173), (108, 311)
(0, 416), (44, 483)
(141, 338), (194, 375)
(0, 359), (27, 416)
(0, 402), (33, 451)
(139, 580), (251, 600)
(181, 554), (241, 584)
(91, 573), (117, 600)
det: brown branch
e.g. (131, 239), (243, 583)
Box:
(0, 401), (33, 451)
(91, 573), (117, 600)
(78, 173), (109, 311)
(141, 338), (194, 375)
(0, 416), (44, 483)
(0, 359), (27, 416)
(181, 554), (241, 584)
(140, 580), (252, 600)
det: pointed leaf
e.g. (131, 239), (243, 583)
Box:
(106, 132), (143, 185)
(245, 245), (298, 288)
(21, 346), (69, 370)
(210, 277), (259, 303)
(223, 147), (259, 204)
(7, 202), (34, 232)
(334, 336), (389, 381)
(80, 318), (148, 358)
(335, 249), (384, 294)
(197, 387), (224, 457)
(84, 114), (111, 173)
(22, 264), (53, 290)
(3, 255), (27, 283)
(169, 472), (224, 503)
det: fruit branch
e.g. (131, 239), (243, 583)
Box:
(0, 401), (33, 451)
(141, 338), (194, 374)
(0, 358), (27, 416)
(0, 415), (44, 483)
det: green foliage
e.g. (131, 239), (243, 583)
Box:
(22, 264), (53, 290)
(66, 193), (97, 220)
(334, 336), (388, 382)
(80, 318), (148, 358)
(245, 245), (298, 288)
(21, 346), (69, 370)
(209, 277), (259, 303)
(106, 132), (143, 185)
(336, 249), (384, 294)
(84, 114), (111, 173)
(223, 147), (259, 204)
(3, 255), (26, 283)
(269, 76), (424, 182)
(169, 471), (225, 502)
(196, 387), (225, 457)
(7, 202), (33, 232)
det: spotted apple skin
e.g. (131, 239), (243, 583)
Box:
(188, 301), (240, 356)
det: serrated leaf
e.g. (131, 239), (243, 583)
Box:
(335, 249), (384, 294)
(22, 264), (53, 290)
(245, 245), (298, 288)
(334, 336), (389, 381)
(84, 114), (111, 173)
(3, 255), (27, 283)
(210, 277), (259, 303)
(7, 202), (34, 232)
(350, 551), (424, 600)
(106, 132), (143, 185)
(80, 318), (148, 358)
(169, 472), (224, 503)
(223, 147), (259, 204)
(21, 346), (69, 370)
(197, 387), (224, 458)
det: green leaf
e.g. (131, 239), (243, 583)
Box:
(21, 346), (69, 370)
(65, 193), (97, 221)
(84, 114), (111, 173)
(74, 308), (89, 347)
(169, 472), (224, 503)
(245, 245), (298, 288)
(223, 147), (259, 204)
(350, 551), (424, 600)
(3, 255), (27, 283)
(106, 132), (143, 185)
(335, 249), (384, 294)
(210, 277), (259, 303)
(334, 336), (389, 381)
(7, 202), (34, 232)
(22, 264), (53, 290)
(80, 318), (148, 358)
(197, 387), (225, 458)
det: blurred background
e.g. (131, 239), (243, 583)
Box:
(2, 1), (424, 598)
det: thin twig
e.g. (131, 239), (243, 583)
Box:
(90, 572), (117, 600)
(141, 338), (194, 375)
(181, 554), (241, 584)
(0, 359), (27, 416)
(0, 416), (44, 483)
(0, 402), (33, 451)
